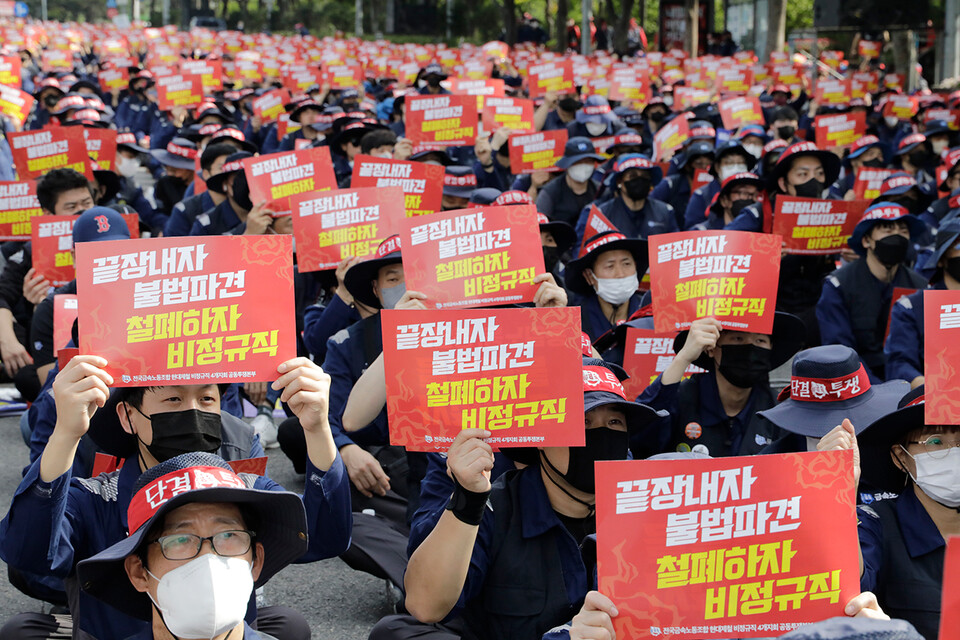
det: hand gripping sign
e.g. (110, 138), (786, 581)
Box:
(242, 147), (338, 217)
(381, 306), (584, 451)
(291, 186), (405, 272)
(596, 451), (860, 640)
(622, 327), (705, 399)
(405, 94), (478, 147)
(649, 231), (782, 334)
(351, 155), (445, 218)
(400, 205), (545, 309)
(76, 235), (296, 386)
(924, 290), (960, 424)
(772, 197), (868, 255)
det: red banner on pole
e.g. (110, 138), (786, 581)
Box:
(351, 155), (445, 218)
(53, 293), (78, 355)
(9, 128), (93, 181)
(772, 197), (868, 255)
(400, 205), (545, 309)
(924, 290), (960, 424)
(622, 327), (705, 399)
(718, 96), (764, 130)
(649, 231), (781, 334)
(508, 129), (568, 174)
(852, 168), (897, 200)
(76, 235), (296, 386)
(32, 213), (139, 287)
(382, 306), (584, 451)
(815, 112), (866, 149)
(0, 181), (42, 240)
(291, 186), (406, 272)
(242, 147), (338, 216)
(596, 451), (860, 640)
(405, 94), (478, 147)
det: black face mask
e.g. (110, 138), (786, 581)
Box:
(230, 169), (253, 211)
(558, 97), (582, 112)
(43, 95), (59, 108)
(154, 175), (188, 213)
(542, 245), (561, 273)
(945, 256), (960, 282)
(729, 198), (754, 217)
(871, 234), (909, 267)
(717, 344), (772, 389)
(793, 178), (824, 199)
(623, 176), (651, 201)
(861, 158), (885, 169)
(426, 76), (442, 88)
(908, 149), (931, 168)
(647, 110), (666, 123)
(544, 427), (629, 494)
(776, 125), (796, 140)
(131, 407), (222, 463)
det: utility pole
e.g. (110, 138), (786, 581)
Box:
(580, 0), (590, 55)
(355, 0), (363, 36)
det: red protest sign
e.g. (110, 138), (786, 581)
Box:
(382, 306), (584, 451)
(718, 96), (764, 129)
(858, 39), (882, 59)
(596, 451), (860, 640)
(242, 147), (338, 217)
(608, 70), (651, 103)
(324, 63), (364, 89)
(715, 66), (754, 94)
(180, 59), (223, 92)
(649, 231), (781, 334)
(76, 235), (296, 386)
(622, 327), (704, 399)
(0, 56), (20, 87)
(405, 94), (478, 147)
(0, 181), (41, 240)
(226, 456), (268, 476)
(580, 204), (618, 253)
(291, 186), (405, 272)
(772, 197), (869, 255)
(850, 72), (879, 98)
(885, 287), (918, 343)
(527, 59), (574, 98)
(32, 213), (139, 287)
(83, 128), (118, 172)
(98, 67), (129, 93)
(653, 116), (689, 162)
(400, 205), (545, 309)
(883, 95), (918, 120)
(351, 155), (445, 218)
(481, 97), (535, 133)
(814, 77), (852, 106)
(9, 128), (92, 181)
(448, 78), (506, 111)
(940, 537), (960, 640)
(814, 112), (866, 149)
(0, 84), (34, 128)
(853, 168), (897, 200)
(156, 75), (204, 110)
(252, 88), (290, 122)
(508, 129), (568, 174)
(924, 289), (960, 424)
(53, 294), (78, 355)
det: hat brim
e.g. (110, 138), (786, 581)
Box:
(343, 253), (402, 308)
(858, 403), (922, 492)
(557, 153), (604, 170)
(564, 237), (649, 297)
(410, 150), (452, 165)
(289, 104), (323, 123)
(848, 214), (928, 256)
(77, 486), (308, 622)
(928, 226), (960, 268)
(118, 142), (151, 155)
(149, 149), (196, 171)
(539, 220), (577, 253)
(205, 169), (240, 194)
(758, 379), (909, 437)
(673, 311), (806, 372)
(771, 149), (842, 191)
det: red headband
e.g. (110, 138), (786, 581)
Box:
(788, 365), (870, 403)
(127, 466), (247, 534)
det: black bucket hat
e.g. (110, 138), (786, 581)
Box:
(672, 311), (806, 372)
(564, 230), (648, 297)
(205, 151), (253, 195)
(858, 385), (926, 493)
(343, 235), (403, 308)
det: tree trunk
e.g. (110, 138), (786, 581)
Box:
(684, 0), (698, 57)
(544, 0), (552, 44)
(503, 0), (516, 45)
(613, 0), (634, 54)
(555, 0), (568, 52)
(765, 0), (786, 61)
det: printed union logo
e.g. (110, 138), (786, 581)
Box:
(424, 435), (433, 443)
(122, 375), (131, 383)
(650, 628), (662, 636)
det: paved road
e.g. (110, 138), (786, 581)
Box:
(0, 410), (393, 639)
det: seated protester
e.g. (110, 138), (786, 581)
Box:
(874, 171), (934, 216)
(695, 172), (764, 230)
(817, 203), (928, 382)
(536, 137), (603, 226)
(0, 168), (94, 402)
(919, 147), (960, 229)
(856, 386), (959, 640)
(473, 127), (514, 191)
(328, 118), (387, 187)
(113, 132), (163, 230)
(279, 99), (325, 151)
(442, 166), (479, 211)
(728, 141), (843, 347)
(638, 97), (671, 148)
(592, 130), (648, 198)
(567, 94), (619, 139)
(766, 105), (803, 144)
(573, 154), (676, 244)
(26, 77), (65, 131)
(0, 353), (350, 640)
(564, 230), (646, 342)
(149, 137), (199, 222)
(77, 452), (309, 640)
(375, 360), (663, 640)
(535, 209), (577, 285)
(894, 133), (938, 196)
(885, 220), (960, 386)
(360, 127), (399, 159)
(873, 103), (914, 152)
(734, 124), (767, 163)
(829, 135), (886, 200)
(165, 142), (234, 237)
(651, 139), (714, 225)
(757, 344), (908, 454)
(682, 139), (755, 230)
(417, 63), (451, 95)
(191, 152), (290, 237)
(114, 71), (156, 138)
(533, 90), (581, 132)
(301, 257), (365, 365)
(757, 138), (789, 178)
(661, 120), (716, 178)
(48, 94), (88, 126)
(921, 118), (954, 159)
(638, 313), (805, 458)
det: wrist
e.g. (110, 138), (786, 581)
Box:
(445, 476), (490, 525)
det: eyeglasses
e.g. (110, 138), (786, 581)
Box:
(150, 530), (255, 561)
(906, 434), (960, 459)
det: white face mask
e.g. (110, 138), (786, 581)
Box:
(117, 156), (140, 179)
(147, 554), (254, 640)
(884, 115), (900, 129)
(372, 151), (394, 159)
(806, 436), (821, 452)
(592, 272), (638, 306)
(663, 96), (674, 107)
(718, 164), (748, 181)
(567, 163), (595, 183)
(585, 121), (608, 137)
(902, 446), (960, 507)
(931, 139), (948, 155)
(744, 144), (763, 159)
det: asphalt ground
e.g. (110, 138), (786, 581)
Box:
(0, 410), (393, 639)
